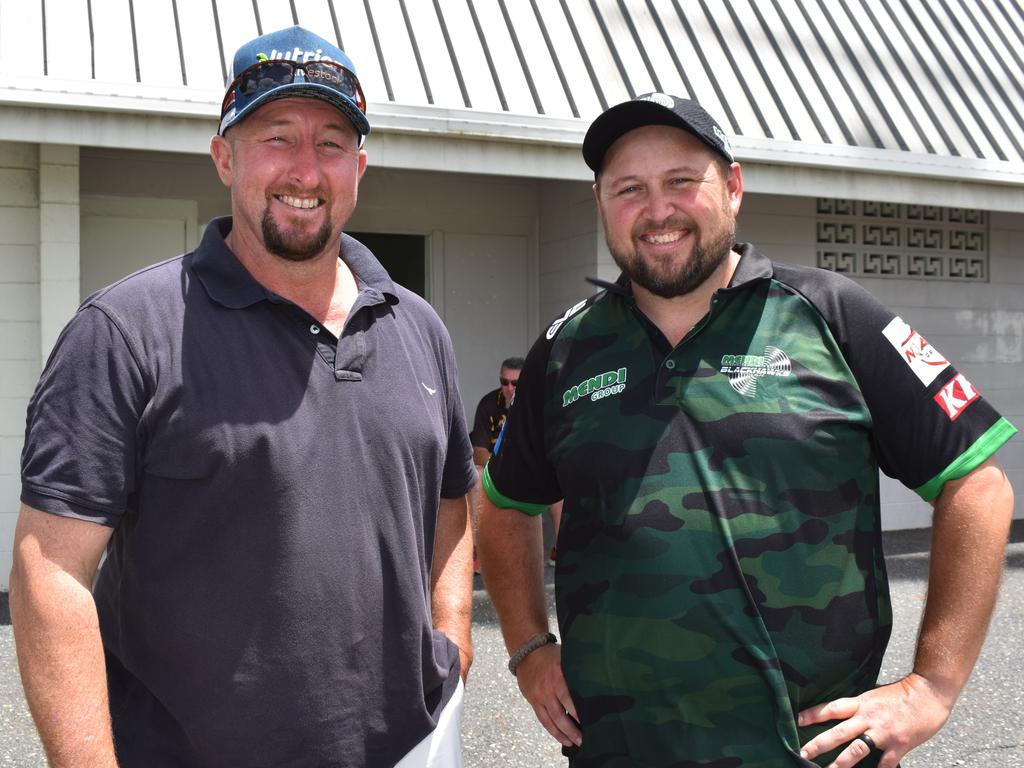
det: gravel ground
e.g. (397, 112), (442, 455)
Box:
(2, 522), (1021, 767)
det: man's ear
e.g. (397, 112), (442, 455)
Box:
(357, 147), (368, 180)
(726, 162), (744, 217)
(209, 134), (234, 188)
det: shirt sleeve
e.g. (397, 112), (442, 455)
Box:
(482, 333), (561, 515)
(785, 266), (1017, 501)
(21, 304), (148, 525)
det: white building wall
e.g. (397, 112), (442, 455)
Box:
(0, 142), (40, 587)
(538, 180), (603, 326)
(80, 148), (228, 231)
(735, 193), (816, 267)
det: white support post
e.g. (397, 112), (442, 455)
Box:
(38, 143), (81, 361)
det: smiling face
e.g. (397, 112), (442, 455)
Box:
(595, 124), (742, 299)
(210, 97), (367, 264)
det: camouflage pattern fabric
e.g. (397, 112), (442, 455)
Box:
(551, 282), (885, 767)
(485, 247), (1015, 767)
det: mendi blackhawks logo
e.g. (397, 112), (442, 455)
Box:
(719, 347), (791, 397)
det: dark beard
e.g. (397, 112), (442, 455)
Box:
(261, 209), (333, 262)
(608, 218), (735, 299)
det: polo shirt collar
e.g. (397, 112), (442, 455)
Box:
(192, 217), (400, 309)
(338, 232), (399, 305)
(724, 243), (773, 289)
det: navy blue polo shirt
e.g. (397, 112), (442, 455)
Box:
(21, 217), (477, 767)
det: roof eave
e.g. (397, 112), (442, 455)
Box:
(2, 85), (1023, 189)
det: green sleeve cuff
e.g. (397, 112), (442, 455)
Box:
(915, 417), (1018, 501)
(481, 464), (549, 516)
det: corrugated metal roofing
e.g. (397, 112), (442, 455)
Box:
(2, 0), (1023, 167)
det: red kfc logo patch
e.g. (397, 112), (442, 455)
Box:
(934, 374), (980, 420)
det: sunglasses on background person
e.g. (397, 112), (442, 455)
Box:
(500, 378), (518, 387)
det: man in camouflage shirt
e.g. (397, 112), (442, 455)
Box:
(477, 94), (1016, 768)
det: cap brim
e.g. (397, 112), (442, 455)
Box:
(219, 83), (370, 137)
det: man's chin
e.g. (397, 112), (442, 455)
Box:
(262, 217), (333, 262)
(618, 249), (730, 298)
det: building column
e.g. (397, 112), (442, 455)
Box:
(39, 143), (80, 360)
(0, 141), (43, 584)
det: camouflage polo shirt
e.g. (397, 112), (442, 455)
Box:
(483, 244), (1016, 768)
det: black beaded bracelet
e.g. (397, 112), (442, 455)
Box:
(507, 632), (558, 676)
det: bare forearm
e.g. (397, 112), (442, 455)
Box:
(799, 460), (1014, 765)
(432, 495), (475, 678)
(11, 569), (117, 767)
(914, 459), (1014, 702)
(476, 494), (549, 653)
(11, 505), (118, 768)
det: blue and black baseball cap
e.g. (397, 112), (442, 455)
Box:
(219, 25), (370, 138)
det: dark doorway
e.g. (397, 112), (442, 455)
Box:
(348, 232), (427, 299)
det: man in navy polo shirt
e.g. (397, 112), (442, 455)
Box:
(11, 26), (476, 768)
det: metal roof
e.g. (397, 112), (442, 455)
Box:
(2, 0), (1023, 172)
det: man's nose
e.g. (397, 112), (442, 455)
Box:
(287, 140), (322, 187)
(644, 187), (676, 221)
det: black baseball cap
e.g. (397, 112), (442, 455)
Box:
(582, 93), (735, 173)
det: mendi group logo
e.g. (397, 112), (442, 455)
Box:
(562, 368), (628, 407)
(719, 347), (792, 397)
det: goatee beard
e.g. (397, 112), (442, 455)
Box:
(609, 220), (735, 299)
(261, 209), (333, 262)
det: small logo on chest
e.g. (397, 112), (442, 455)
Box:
(719, 347), (791, 397)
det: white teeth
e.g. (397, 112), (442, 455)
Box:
(646, 232), (682, 244)
(278, 195), (320, 209)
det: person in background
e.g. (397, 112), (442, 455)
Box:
(470, 357), (523, 573)
(470, 356), (525, 467)
(478, 92), (1015, 767)
(471, 358), (563, 568)
(10, 25), (475, 768)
